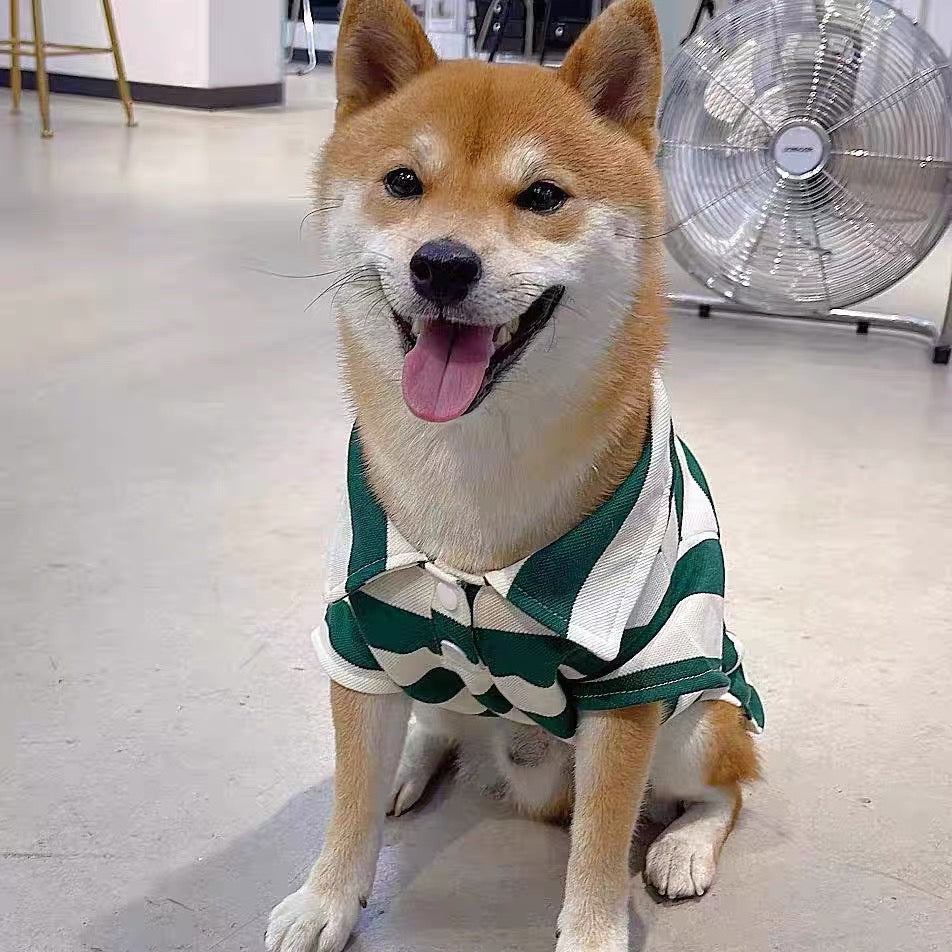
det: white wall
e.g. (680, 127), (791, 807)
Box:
(3, 1), (948, 90)
(655, 0), (695, 64)
(0, 1), (210, 86)
(0, 0), (283, 89)
(655, 0), (951, 62)
(925, 0), (952, 53)
(300, 2), (952, 63)
(209, 0), (284, 88)
(885, 2), (951, 52)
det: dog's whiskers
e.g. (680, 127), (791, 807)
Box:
(306, 266), (379, 312)
(299, 198), (347, 238)
(250, 265), (344, 280)
(614, 222), (678, 241)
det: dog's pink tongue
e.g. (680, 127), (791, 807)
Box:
(402, 320), (495, 423)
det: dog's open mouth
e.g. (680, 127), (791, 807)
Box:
(393, 286), (564, 423)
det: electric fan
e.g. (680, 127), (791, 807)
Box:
(658, 0), (952, 362)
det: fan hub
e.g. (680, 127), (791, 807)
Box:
(771, 120), (831, 181)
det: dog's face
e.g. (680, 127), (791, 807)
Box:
(319, 0), (664, 425)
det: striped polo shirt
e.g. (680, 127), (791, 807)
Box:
(314, 377), (764, 742)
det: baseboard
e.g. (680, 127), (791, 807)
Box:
(0, 68), (284, 110)
(289, 48), (333, 65)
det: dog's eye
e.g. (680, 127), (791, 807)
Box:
(384, 167), (424, 199)
(515, 181), (569, 214)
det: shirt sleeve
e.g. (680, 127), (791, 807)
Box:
(313, 599), (402, 695)
(570, 655), (730, 712)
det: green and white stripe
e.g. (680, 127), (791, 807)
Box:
(314, 375), (764, 741)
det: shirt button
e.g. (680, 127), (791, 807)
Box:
(436, 581), (460, 612)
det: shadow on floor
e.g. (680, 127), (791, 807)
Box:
(79, 774), (662, 952)
(80, 781), (335, 952)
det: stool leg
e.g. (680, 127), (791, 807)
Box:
(538, 0), (552, 65)
(523, 0), (534, 58)
(100, 0), (136, 126)
(9, 0), (21, 112)
(298, 0), (317, 75)
(286, 0), (302, 64)
(29, 0), (52, 137)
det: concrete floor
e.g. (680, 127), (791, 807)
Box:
(2, 71), (951, 952)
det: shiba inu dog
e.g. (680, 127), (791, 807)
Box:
(266, 1), (763, 950)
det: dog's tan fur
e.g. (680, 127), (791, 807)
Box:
(321, 2), (667, 571)
(705, 698), (763, 848)
(559, 704), (662, 946)
(267, 3), (759, 950)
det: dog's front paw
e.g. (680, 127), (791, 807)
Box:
(265, 884), (362, 952)
(645, 827), (716, 899)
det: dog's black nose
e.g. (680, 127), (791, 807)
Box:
(410, 239), (482, 306)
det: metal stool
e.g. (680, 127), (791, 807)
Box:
(2, 0), (135, 138)
(286, 0), (318, 76)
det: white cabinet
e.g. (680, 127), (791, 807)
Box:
(419, 0), (470, 59)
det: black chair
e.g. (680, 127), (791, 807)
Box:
(537, 0), (595, 66)
(473, 0), (595, 65)
(475, 0), (534, 61)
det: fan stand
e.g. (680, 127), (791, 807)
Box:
(668, 291), (952, 366)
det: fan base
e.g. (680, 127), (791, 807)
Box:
(669, 293), (950, 367)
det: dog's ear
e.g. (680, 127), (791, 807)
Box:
(334, 0), (438, 121)
(559, 0), (662, 153)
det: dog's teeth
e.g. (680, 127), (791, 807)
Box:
(411, 317), (424, 337)
(496, 325), (512, 346)
(506, 316), (520, 335)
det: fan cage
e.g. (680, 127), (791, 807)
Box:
(659, 0), (952, 316)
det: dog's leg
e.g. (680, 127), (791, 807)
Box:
(493, 724), (575, 823)
(266, 684), (410, 952)
(645, 701), (760, 899)
(387, 704), (459, 817)
(556, 703), (661, 952)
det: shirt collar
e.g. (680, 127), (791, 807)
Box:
(326, 376), (674, 662)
